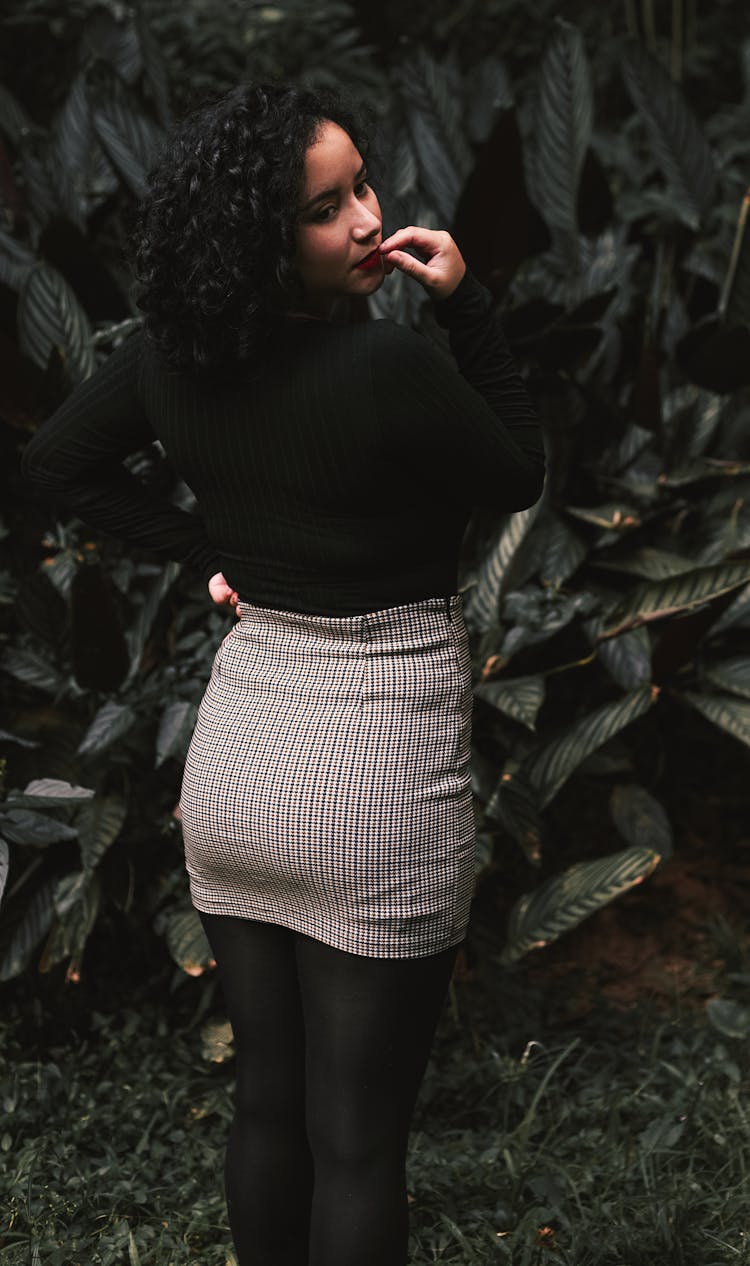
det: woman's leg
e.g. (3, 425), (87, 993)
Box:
(197, 911), (314, 1266)
(295, 934), (461, 1266)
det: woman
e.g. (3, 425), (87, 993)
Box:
(21, 80), (545, 1265)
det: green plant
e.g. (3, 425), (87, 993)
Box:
(2, 5), (750, 985)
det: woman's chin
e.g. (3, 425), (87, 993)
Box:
(351, 266), (386, 294)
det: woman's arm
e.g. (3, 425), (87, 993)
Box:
(376, 228), (545, 510)
(20, 332), (222, 584)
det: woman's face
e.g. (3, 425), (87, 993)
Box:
(293, 120), (384, 319)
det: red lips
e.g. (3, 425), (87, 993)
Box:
(354, 248), (381, 270)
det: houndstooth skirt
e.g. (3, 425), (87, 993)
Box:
(178, 592), (475, 959)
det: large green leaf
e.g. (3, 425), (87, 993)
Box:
(165, 907), (215, 977)
(0, 878), (56, 981)
(76, 701), (137, 757)
(600, 561), (750, 638)
(17, 262), (95, 383)
(0, 645), (68, 695)
(0, 82), (33, 147)
(522, 685), (655, 809)
(530, 19), (592, 255)
(703, 655), (750, 700)
(76, 795), (127, 874)
(500, 843), (661, 964)
(463, 501), (543, 634)
(0, 227), (35, 292)
(156, 701), (198, 768)
(709, 581), (750, 635)
(588, 548), (696, 580)
(124, 561), (181, 687)
(38, 871), (101, 976)
(593, 624), (651, 690)
(49, 71), (106, 227)
(609, 783), (673, 857)
(485, 762), (544, 866)
(621, 41), (716, 229)
(0, 809), (78, 848)
(682, 690), (750, 750)
(89, 75), (163, 199)
(464, 54), (513, 145)
(538, 513), (587, 587)
(392, 48), (472, 225)
(499, 587), (598, 661)
(473, 675), (545, 732)
(5, 779), (94, 808)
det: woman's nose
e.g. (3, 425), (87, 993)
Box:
(352, 203), (381, 239)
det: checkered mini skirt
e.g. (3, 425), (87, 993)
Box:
(178, 592), (475, 959)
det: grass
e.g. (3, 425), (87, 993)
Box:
(2, 911), (750, 1266)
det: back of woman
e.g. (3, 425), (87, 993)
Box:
(20, 78), (546, 1266)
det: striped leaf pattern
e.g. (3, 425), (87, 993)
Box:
(500, 844), (662, 964)
(463, 501), (542, 634)
(588, 548), (697, 580)
(91, 83), (163, 198)
(703, 655), (750, 700)
(76, 702), (137, 757)
(622, 40), (717, 229)
(17, 263), (95, 383)
(682, 690), (750, 749)
(485, 763), (544, 866)
(522, 685), (655, 809)
(75, 795), (127, 875)
(393, 48), (473, 225)
(166, 908), (215, 977)
(0, 227), (34, 291)
(601, 561), (750, 638)
(609, 783), (673, 857)
(710, 581), (750, 635)
(539, 512), (587, 587)
(156, 700), (199, 768)
(0, 878), (56, 981)
(473, 674), (545, 731)
(599, 626), (652, 689)
(530, 19), (592, 251)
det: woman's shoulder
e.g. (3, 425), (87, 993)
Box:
(357, 314), (436, 356)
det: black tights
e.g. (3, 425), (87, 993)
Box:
(197, 911), (460, 1266)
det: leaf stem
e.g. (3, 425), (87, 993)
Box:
(671, 0), (683, 82)
(641, 0), (657, 52)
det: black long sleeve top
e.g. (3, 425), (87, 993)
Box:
(20, 266), (546, 616)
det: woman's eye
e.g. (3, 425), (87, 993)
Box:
(355, 180), (370, 196)
(314, 205), (336, 222)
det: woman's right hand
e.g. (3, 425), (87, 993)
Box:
(208, 571), (240, 616)
(378, 227), (466, 302)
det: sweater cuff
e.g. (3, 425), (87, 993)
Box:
(432, 266), (492, 328)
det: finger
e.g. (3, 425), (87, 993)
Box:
(380, 226), (444, 255)
(382, 248), (438, 284)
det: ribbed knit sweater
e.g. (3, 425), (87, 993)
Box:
(20, 266), (546, 615)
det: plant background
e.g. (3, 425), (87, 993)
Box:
(3, 3), (750, 1265)
(1, 0), (749, 1021)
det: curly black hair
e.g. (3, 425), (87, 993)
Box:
(123, 80), (377, 379)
